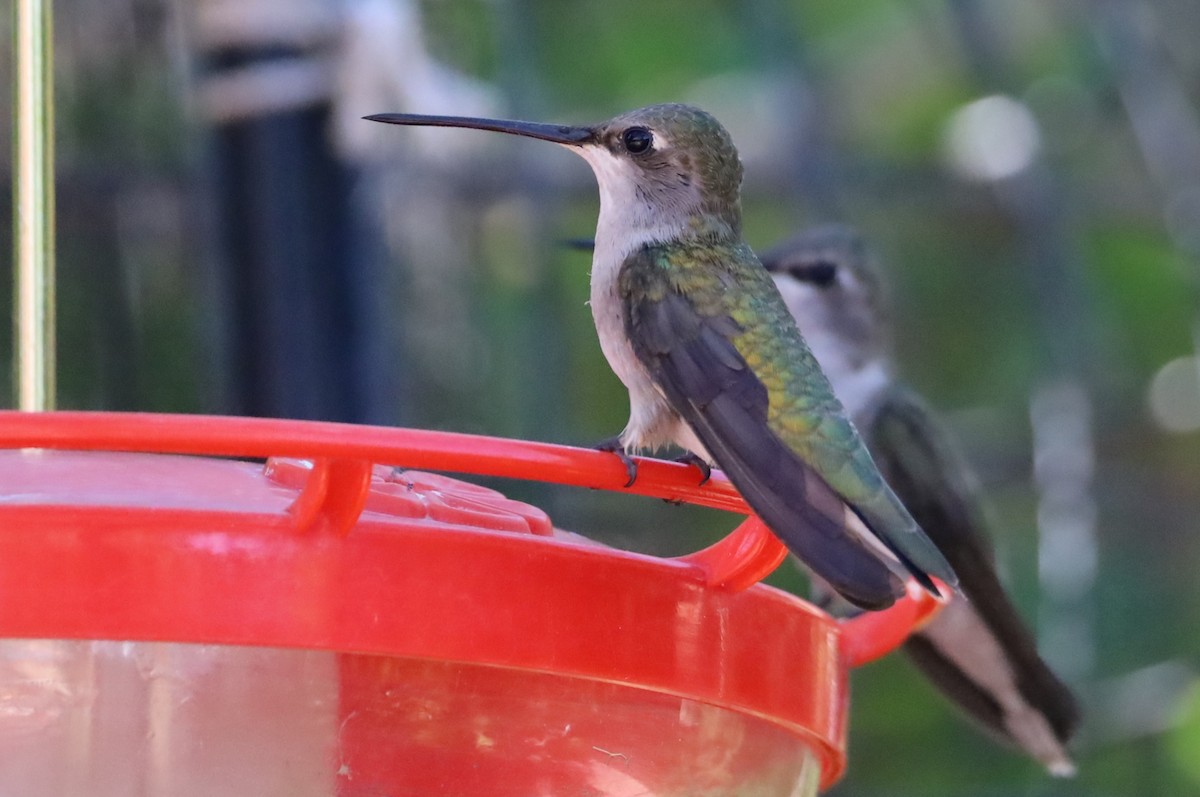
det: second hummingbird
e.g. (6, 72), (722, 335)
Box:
(763, 224), (1080, 773)
(367, 103), (956, 610)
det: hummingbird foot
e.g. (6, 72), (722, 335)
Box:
(674, 451), (712, 486)
(594, 436), (638, 488)
(388, 467), (415, 489)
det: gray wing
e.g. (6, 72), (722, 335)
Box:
(623, 271), (905, 610)
(867, 387), (1080, 764)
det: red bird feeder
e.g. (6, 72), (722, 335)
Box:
(6, 0), (947, 787)
(0, 411), (942, 796)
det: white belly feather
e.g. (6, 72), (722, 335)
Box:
(589, 228), (686, 454)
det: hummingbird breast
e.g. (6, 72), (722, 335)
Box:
(590, 238), (692, 454)
(590, 208), (723, 456)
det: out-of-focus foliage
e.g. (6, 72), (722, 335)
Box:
(3, 0), (1200, 793)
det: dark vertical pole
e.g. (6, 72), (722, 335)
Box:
(198, 28), (395, 424)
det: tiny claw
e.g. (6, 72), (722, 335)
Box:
(675, 452), (712, 486)
(388, 466), (416, 490)
(594, 436), (638, 488)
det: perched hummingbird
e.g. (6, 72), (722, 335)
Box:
(366, 104), (955, 610)
(762, 224), (1080, 775)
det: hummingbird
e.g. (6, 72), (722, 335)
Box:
(366, 103), (956, 610)
(761, 224), (1080, 775)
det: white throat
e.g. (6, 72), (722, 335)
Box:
(575, 145), (688, 277)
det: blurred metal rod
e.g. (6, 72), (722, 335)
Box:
(12, 0), (56, 411)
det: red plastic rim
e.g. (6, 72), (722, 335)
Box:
(0, 411), (945, 789)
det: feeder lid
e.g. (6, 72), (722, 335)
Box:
(0, 412), (944, 792)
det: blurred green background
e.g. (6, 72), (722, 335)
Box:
(5, 0), (1200, 793)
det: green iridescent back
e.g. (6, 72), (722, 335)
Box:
(639, 239), (884, 488)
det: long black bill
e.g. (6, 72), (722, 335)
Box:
(364, 113), (594, 146)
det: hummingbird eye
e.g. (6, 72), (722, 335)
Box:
(790, 260), (839, 288)
(622, 127), (654, 154)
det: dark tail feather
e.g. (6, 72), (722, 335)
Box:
(702, 416), (905, 610)
(868, 389), (1080, 770)
(848, 503), (943, 597)
(905, 600), (1079, 774)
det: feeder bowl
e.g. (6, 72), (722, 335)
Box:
(0, 412), (941, 796)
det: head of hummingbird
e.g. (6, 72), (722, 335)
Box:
(365, 103), (745, 246)
(760, 224), (891, 374)
(576, 104), (744, 243)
